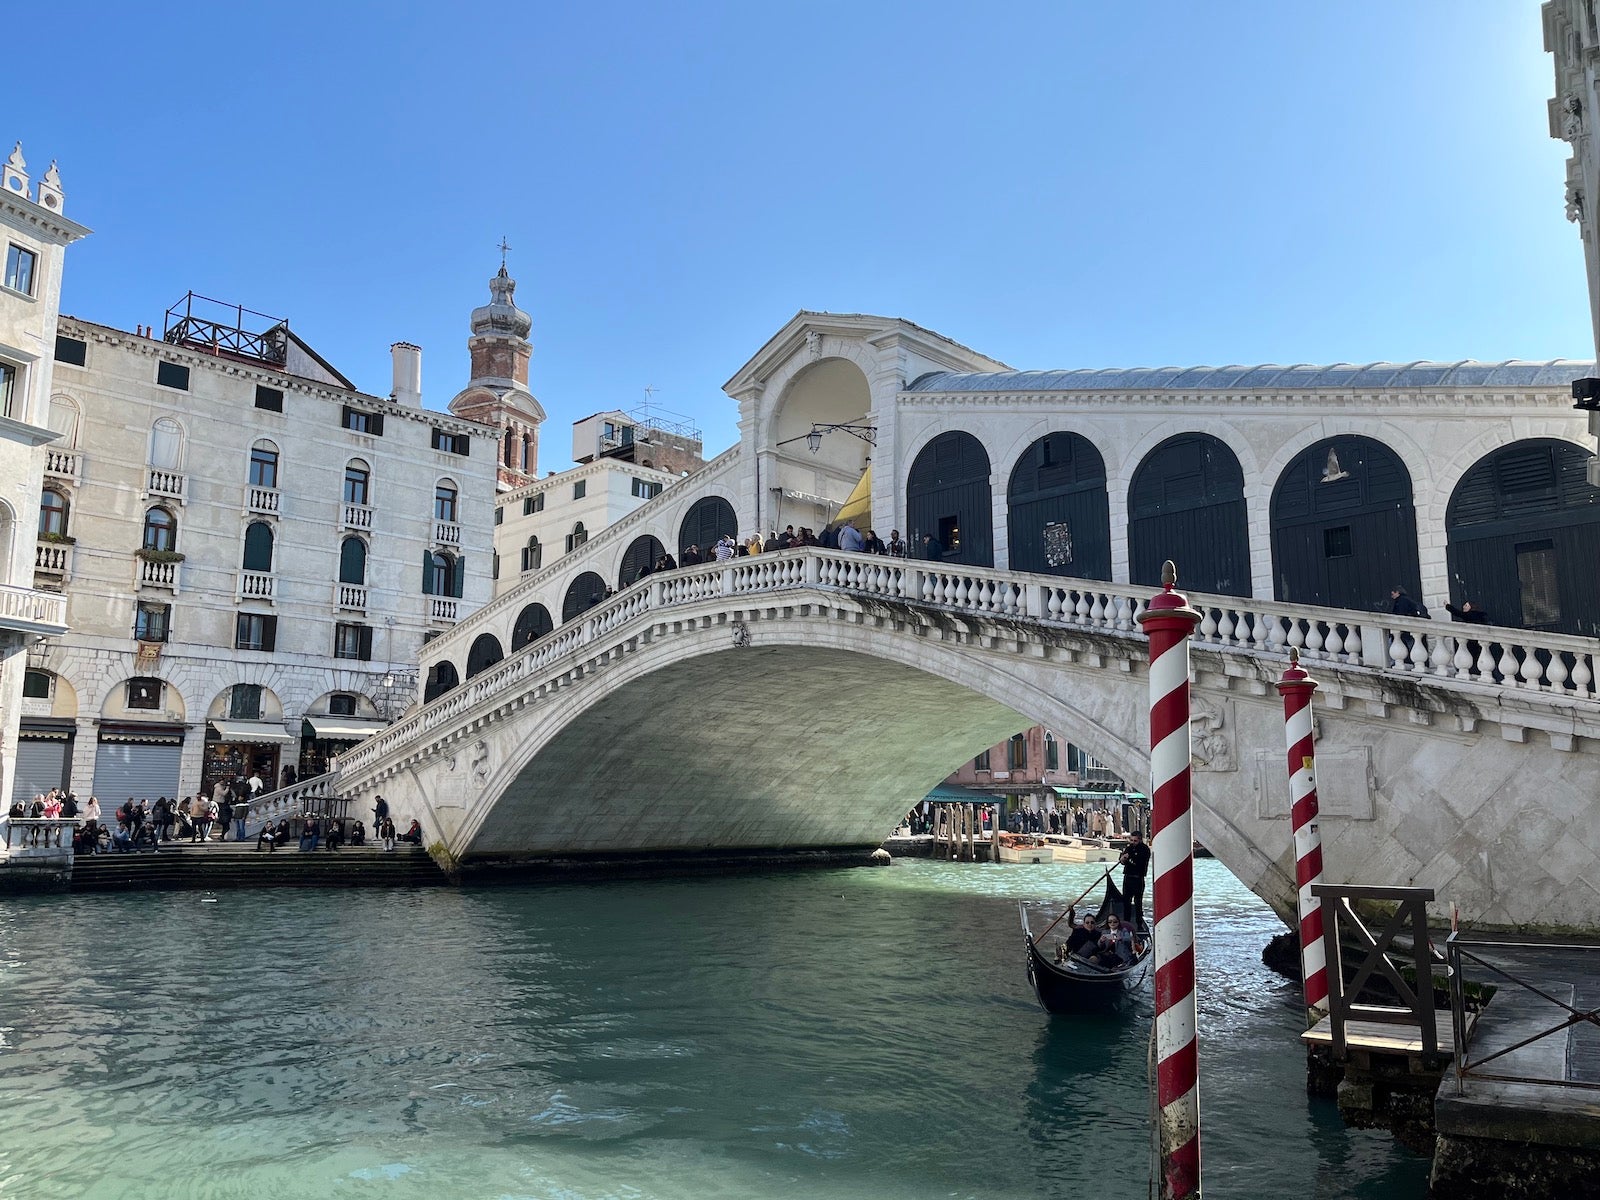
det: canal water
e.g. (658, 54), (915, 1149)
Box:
(0, 859), (1428, 1198)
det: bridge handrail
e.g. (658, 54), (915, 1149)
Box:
(332, 548), (1599, 787)
(417, 443), (744, 669)
(236, 773), (338, 837)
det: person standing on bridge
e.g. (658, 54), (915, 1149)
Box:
(1389, 585), (1425, 618)
(839, 520), (864, 553)
(714, 535), (736, 563)
(1119, 828), (1152, 931)
(922, 532), (943, 561)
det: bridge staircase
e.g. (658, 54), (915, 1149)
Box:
(71, 840), (442, 892)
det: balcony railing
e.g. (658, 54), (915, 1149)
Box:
(147, 468), (186, 502)
(0, 582), (67, 634)
(337, 583), (367, 612)
(138, 557), (180, 591)
(238, 570), (275, 602)
(430, 597), (459, 623)
(247, 486), (280, 515)
(44, 449), (80, 483)
(342, 503), (374, 531)
(34, 539), (72, 579)
(434, 520), (462, 546)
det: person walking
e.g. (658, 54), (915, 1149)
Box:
(218, 791), (234, 842)
(189, 793), (208, 842)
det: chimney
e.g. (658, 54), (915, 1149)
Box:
(390, 341), (422, 406)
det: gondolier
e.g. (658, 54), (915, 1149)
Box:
(1020, 870), (1152, 1014)
(1119, 829), (1151, 931)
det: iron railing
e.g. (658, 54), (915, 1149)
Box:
(163, 292), (287, 365)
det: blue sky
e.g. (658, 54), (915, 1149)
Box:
(13, 1), (1587, 456)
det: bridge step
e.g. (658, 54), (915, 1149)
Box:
(70, 842), (445, 892)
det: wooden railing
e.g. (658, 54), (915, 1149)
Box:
(1312, 883), (1441, 1061)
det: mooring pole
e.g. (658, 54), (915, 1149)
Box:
(1137, 560), (1202, 1200)
(1276, 647), (1329, 1027)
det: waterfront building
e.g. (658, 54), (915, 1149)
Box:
(16, 292), (497, 803)
(0, 143), (87, 807)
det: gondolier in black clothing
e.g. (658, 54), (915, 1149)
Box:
(1119, 829), (1151, 932)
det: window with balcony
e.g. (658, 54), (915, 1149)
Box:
(334, 622), (373, 661)
(632, 477), (663, 500)
(142, 506), (177, 552)
(38, 489), (68, 537)
(126, 677), (163, 710)
(523, 493), (544, 515)
(434, 482), (458, 523)
(47, 394), (79, 448)
(150, 417), (185, 469)
(422, 550), (462, 597)
(236, 612), (277, 651)
(4, 244), (36, 296)
(1007, 733), (1027, 771)
(565, 522), (587, 553)
(344, 461), (370, 506)
(339, 537), (367, 585)
(249, 441), (279, 489)
(328, 692), (357, 717)
(134, 601), (171, 643)
(229, 683), (263, 721)
(242, 521), (274, 572)
(521, 536), (542, 573)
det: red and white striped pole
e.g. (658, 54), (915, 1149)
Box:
(1276, 647), (1328, 1026)
(1137, 560), (1202, 1200)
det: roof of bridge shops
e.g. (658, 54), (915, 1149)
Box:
(906, 359), (1596, 394)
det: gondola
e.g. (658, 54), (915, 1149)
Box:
(1020, 872), (1152, 1014)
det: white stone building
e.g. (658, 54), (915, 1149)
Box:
(0, 142), (86, 809)
(16, 296), (496, 804)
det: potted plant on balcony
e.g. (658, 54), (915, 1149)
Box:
(38, 532), (76, 544)
(135, 548), (186, 563)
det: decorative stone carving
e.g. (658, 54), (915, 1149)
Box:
(469, 739), (491, 787)
(1568, 181), (1586, 224)
(1564, 94), (1585, 142)
(805, 330), (823, 360)
(731, 618), (750, 648)
(1189, 693), (1235, 772)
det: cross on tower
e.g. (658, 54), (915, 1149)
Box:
(498, 236), (511, 267)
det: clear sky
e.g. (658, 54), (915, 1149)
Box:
(12, 1), (1588, 456)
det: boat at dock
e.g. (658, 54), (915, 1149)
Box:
(1020, 874), (1152, 1014)
(996, 831), (1119, 864)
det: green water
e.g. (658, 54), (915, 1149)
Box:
(0, 859), (1427, 1198)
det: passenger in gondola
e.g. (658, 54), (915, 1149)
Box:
(1092, 915), (1134, 969)
(1056, 911), (1100, 962)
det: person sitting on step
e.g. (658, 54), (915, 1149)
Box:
(348, 820), (366, 847)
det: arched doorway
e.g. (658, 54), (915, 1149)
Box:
(678, 496), (736, 558)
(1270, 436), (1420, 610)
(563, 571), (609, 623)
(1128, 433), (1249, 596)
(906, 431), (993, 566)
(466, 634), (505, 679)
(1446, 439), (1600, 635)
(620, 534), (666, 587)
(1006, 432), (1110, 578)
(511, 603), (553, 650)
(424, 660), (459, 703)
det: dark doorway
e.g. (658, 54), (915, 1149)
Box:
(1446, 439), (1600, 635)
(678, 496), (737, 558)
(562, 571), (609, 623)
(1270, 436), (1420, 611)
(1128, 433), (1250, 597)
(620, 534), (666, 588)
(423, 659), (459, 704)
(906, 431), (993, 566)
(1006, 432), (1111, 579)
(511, 603), (553, 650)
(465, 634), (505, 679)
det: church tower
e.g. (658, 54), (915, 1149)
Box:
(448, 252), (546, 491)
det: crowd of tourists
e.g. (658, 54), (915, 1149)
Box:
(640, 520), (933, 580)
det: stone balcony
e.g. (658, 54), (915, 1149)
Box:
(146, 468), (186, 504)
(336, 583), (368, 613)
(342, 503), (374, 532)
(238, 570), (275, 603)
(247, 486), (280, 516)
(0, 581), (68, 638)
(34, 539), (72, 583)
(43, 448), (81, 484)
(429, 597), (459, 624)
(137, 557), (181, 593)
(434, 520), (462, 547)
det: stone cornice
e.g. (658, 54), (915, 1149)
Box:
(896, 386), (1582, 413)
(0, 194), (91, 244)
(495, 456), (684, 509)
(0, 411), (61, 447)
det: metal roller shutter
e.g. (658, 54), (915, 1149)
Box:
(12, 738), (70, 803)
(92, 741), (183, 803)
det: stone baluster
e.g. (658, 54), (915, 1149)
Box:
(1518, 647), (1545, 689)
(1198, 607), (1217, 643)
(1089, 592), (1106, 627)
(1496, 644), (1520, 686)
(1546, 651), (1569, 691)
(1572, 652), (1593, 698)
(1216, 609), (1235, 646)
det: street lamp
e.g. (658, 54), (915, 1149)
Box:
(778, 422), (877, 453)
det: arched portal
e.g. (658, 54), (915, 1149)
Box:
(511, 602), (554, 650)
(906, 431), (993, 566)
(1128, 433), (1249, 596)
(1270, 436), (1420, 610)
(770, 357), (874, 533)
(466, 634), (505, 679)
(423, 660), (459, 703)
(562, 571), (609, 623)
(1446, 439), (1600, 635)
(678, 497), (736, 558)
(620, 534), (666, 587)
(1006, 432), (1110, 578)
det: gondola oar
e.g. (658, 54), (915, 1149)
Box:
(1029, 863), (1117, 946)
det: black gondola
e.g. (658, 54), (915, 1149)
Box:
(1020, 874), (1152, 1014)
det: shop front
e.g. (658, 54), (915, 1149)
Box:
(202, 720), (296, 800)
(12, 718), (75, 803)
(93, 723), (186, 802)
(299, 715), (389, 780)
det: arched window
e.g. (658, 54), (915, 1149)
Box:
(521, 535), (542, 573)
(1045, 731), (1059, 772)
(1006, 432), (1111, 578)
(344, 460), (370, 506)
(241, 521), (274, 572)
(466, 634), (505, 679)
(511, 602), (553, 649)
(504, 427), (517, 468)
(677, 496), (736, 558)
(339, 537), (367, 585)
(47, 395), (80, 448)
(149, 417), (184, 469)
(905, 431), (994, 566)
(38, 489), (69, 537)
(619, 534), (666, 587)
(249, 439), (280, 488)
(423, 550), (461, 597)
(423, 659), (459, 703)
(142, 506), (177, 552)
(1128, 433), (1249, 597)
(562, 571), (608, 622)
(521, 432), (532, 471)
(435, 481), (458, 523)
(565, 522), (588, 553)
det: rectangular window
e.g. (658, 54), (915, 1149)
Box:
(156, 361), (190, 391)
(492, 551), (500, 580)
(134, 602), (171, 643)
(431, 428), (470, 456)
(235, 612), (278, 652)
(249, 447), (279, 488)
(974, 749), (991, 772)
(1046, 736), (1060, 772)
(126, 678), (162, 710)
(573, 480), (587, 500)
(1323, 525), (1353, 559)
(1516, 540), (1561, 627)
(937, 516), (960, 554)
(229, 683), (263, 721)
(524, 493), (544, 515)
(23, 669), (52, 699)
(0, 361), (14, 420)
(1008, 735), (1028, 771)
(4, 244), (37, 296)
(254, 385), (284, 412)
(494, 506), (504, 526)
(632, 477), (662, 500)
(54, 335), (87, 366)
(334, 622), (372, 661)
(328, 693), (357, 716)
(341, 406), (383, 435)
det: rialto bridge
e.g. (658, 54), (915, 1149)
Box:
(318, 312), (1600, 932)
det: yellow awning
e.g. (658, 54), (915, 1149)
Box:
(835, 465), (872, 529)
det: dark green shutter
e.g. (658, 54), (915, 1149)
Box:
(457, 434), (469, 456)
(422, 549), (435, 595)
(370, 412), (384, 437)
(358, 625), (373, 661)
(452, 555), (465, 598)
(262, 616), (277, 652)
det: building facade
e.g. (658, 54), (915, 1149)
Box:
(446, 263), (546, 493)
(0, 142), (85, 807)
(942, 728), (1135, 820)
(16, 300), (496, 804)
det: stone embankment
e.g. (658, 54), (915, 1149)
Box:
(70, 841), (444, 892)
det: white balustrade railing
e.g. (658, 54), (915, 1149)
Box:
(342, 503), (374, 531)
(44, 449), (80, 481)
(138, 557), (180, 590)
(34, 539), (71, 576)
(248, 486), (280, 514)
(337, 548), (1600, 785)
(431, 597), (459, 623)
(0, 582), (67, 629)
(237, 774), (338, 838)
(147, 468), (186, 500)
(238, 570), (275, 601)
(337, 583), (368, 611)
(434, 521), (462, 546)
